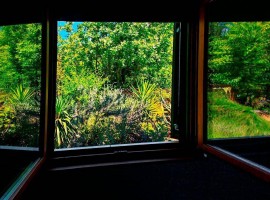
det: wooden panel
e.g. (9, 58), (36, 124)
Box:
(197, 2), (206, 146)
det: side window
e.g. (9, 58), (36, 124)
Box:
(0, 22), (42, 198)
(207, 22), (270, 140)
(0, 23), (42, 147)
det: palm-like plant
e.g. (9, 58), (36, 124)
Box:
(55, 96), (76, 148)
(8, 84), (34, 105)
(131, 79), (157, 105)
(131, 80), (166, 132)
(131, 80), (164, 116)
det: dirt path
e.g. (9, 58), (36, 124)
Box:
(260, 114), (270, 122)
(254, 110), (270, 122)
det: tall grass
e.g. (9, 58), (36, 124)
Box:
(208, 90), (270, 139)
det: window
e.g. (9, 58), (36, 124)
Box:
(0, 23), (42, 148)
(0, 2), (199, 199)
(207, 21), (270, 140)
(0, 23), (43, 198)
(206, 20), (270, 170)
(201, 0), (270, 182)
(55, 21), (179, 149)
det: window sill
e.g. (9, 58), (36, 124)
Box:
(48, 144), (197, 171)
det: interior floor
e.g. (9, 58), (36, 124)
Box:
(20, 151), (270, 200)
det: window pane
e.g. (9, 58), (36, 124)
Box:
(56, 22), (177, 148)
(208, 22), (270, 139)
(0, 24), (41, 147)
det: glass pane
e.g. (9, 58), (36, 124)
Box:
(208, 22), (270, 139)
(0, 24), (42, 147)
(56, 21), (176, 148)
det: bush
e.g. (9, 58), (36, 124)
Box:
(0, 85), (40, 147)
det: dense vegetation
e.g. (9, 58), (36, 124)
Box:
(0, 22), (175, 148)
(56, 22), (174, 148)
(0, 24), (41, 147)
(208, 91), (270, 138)
(3, 21), (268, 146)
(208, 22), (270, 138)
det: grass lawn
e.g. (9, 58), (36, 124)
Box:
(208, 91), (270, 139)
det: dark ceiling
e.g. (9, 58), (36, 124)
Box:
(207, 0), (270, 21)
(1, 1), (269, 25)
(0, 1), (200, 24)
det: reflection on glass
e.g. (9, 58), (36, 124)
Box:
(0, 153), (38, 198)
(0, 24), (41, 147)
(208, 22), (270, 139)
(56, 22), (176, 148)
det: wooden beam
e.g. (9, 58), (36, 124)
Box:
(197, 2), (206, 146)
(202, 144), (270, 182)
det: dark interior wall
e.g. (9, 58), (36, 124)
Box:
(20, 151), (270, 200)
(2, 1), (270, 199)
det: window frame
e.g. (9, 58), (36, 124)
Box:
(0, 2), (200, 199)
(204, 18), (270, 147)
(0, 21), (46, 154)
(48, 19), (195, 157)
(0, 14), (47, 199)
(204, 19), (270, 147)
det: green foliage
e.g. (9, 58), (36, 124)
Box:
(0, 104), (14, 133)
(73, 86), (142, 145)
(0, 24), (41, 91)
(208, 22), (270, 102)
(58, 22), (173, 88)
(160, 89), (171, 127)
(8, 84), (34, 105)
(0, 24), (41, 147)
(131, 79), (157, 105)
(0, 22), (174, 147)
(131, 80), (171, 141)
(57, 65), (107, 97)
(208, 22), (270, 140)
(55, 96), (76, 148)
(131, 79), (168, 121)
(0, 91), (15, 138)
(0, 86), (39, 147)
(55, 22), (174, 147)
(59, 84), (171, 147)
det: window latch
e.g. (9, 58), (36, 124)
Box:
(174, 123), (179, 131)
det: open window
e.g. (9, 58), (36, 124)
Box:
(0, 23), (42, 149)
(49, 8), (196, 156)
(204, 0), (270, 174)
(206, 21), (270, 167)
(0, 5), (47, 198)
(0, 2), (198, 198)
(0, 21), (45, 198)
(54, 21), (181, 151)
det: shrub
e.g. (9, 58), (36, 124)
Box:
(55, 96), (77, 148)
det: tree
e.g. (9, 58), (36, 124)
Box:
(208, 22), (270, 103)
(0, 24), (41, 92)
(0, 23), (41, 147)
(58, 22), (174, 89)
